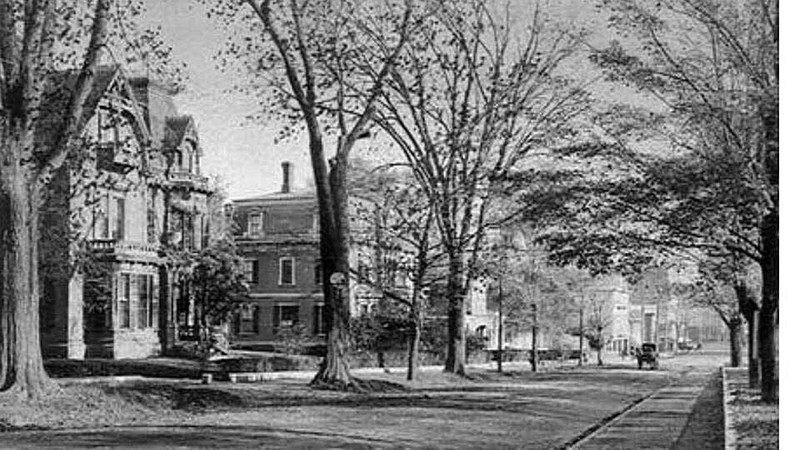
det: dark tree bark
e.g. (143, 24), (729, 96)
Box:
(758, 209), (778, 402)
(728, 316), (743, 368)
(308, 138), (357, 390)
(735, 281), (760, 388)
(596, 328), (604, 366)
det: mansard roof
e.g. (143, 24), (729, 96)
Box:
(234, 189), (317, 205)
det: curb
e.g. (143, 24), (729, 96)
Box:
(561, 388), (658, 449)
(721, 367), (736, 450)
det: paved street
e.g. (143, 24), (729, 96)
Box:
(2, 347), (728, 449)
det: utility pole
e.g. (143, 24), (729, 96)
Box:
(578, 305), (584, 367)
(530, 302), (538, 372)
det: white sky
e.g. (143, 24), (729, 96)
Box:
(141, 0), (607, 199)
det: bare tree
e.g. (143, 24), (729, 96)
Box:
(371, 0), (588, 375)
(349, 162), (445, 380)
(205, 0), (415, 389)
(584, 291), (614, 366)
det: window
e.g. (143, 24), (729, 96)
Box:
(111, 197), (125, 241)
(240, 304), (259, 334)
(117, 273), (156, 329)
(273, 304), (299, 330)
(187, 149), (194, 173)
(279, 257), (295, 286)
(247, 212), (262, 237)
(200, 215), (209, 248)
(181, 212), (195, 250)
(314, 262), (323, 285)
(94, 196), (109, 239)
(244, 259), (259, 284)
(313, 304), (325, 335)
(118, 274), (131, 328)
(136, 274), (157, 328)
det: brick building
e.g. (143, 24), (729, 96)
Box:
(40, 66), (213, 359)
(230, 162), (387, 343)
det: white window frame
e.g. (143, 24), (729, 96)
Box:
(278, 257), (295, 286)
(244, 258), (258, 284)
(247, 212), (262, 237)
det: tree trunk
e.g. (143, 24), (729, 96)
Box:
(497, 278), (503, 373)
(407, 311), (421, 381)
(0, 154), (55, 396)
(596, 331), (603, 366)
(747, 313), (759, 388)
(728, 316), (743, 368)
(736, 282), (760, 388)
(758, 209), (778, 402)
(310, 145), (357, 390)
(407, 244), (428, 382)
(444, 251), (466, 375)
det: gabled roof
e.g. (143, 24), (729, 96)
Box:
(164, 115), (200, 154)
(77, 65), (152, 144)
(37, 65), (150, 148)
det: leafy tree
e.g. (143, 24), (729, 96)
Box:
(274, 323), (314, 355)
(517, 0), (777, 401)
(203, 0), (415, 391)
(182, 238), (250, 356)
(594, 0), (778, 402)
(370, 0), (589, 375)
(673, 252), (761, 372)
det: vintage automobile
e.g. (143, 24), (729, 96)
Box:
(636, 343), (659, 369)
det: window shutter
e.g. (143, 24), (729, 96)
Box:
(252, 259), (260, 284)
(253, 305), (260, 334)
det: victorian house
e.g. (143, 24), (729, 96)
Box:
(39, 66), (213, 359)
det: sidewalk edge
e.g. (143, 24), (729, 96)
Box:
(721, 367), (736, 450)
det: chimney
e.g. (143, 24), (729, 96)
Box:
(281, 161), (293, 193)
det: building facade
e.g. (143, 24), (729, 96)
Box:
(629, 269), (681, 352)
(40, 66), (213, 359)
(230, 162), (387, 343)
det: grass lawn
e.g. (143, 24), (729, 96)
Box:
(725, 368), (778, 450)
(0, 364), (671, 449)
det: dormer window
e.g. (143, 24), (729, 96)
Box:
(96, 105), (139, 168)
(187, 147), (194, 173)
(174, 151), (183, 169)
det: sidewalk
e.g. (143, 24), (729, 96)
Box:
(572, 373), (709, 449)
